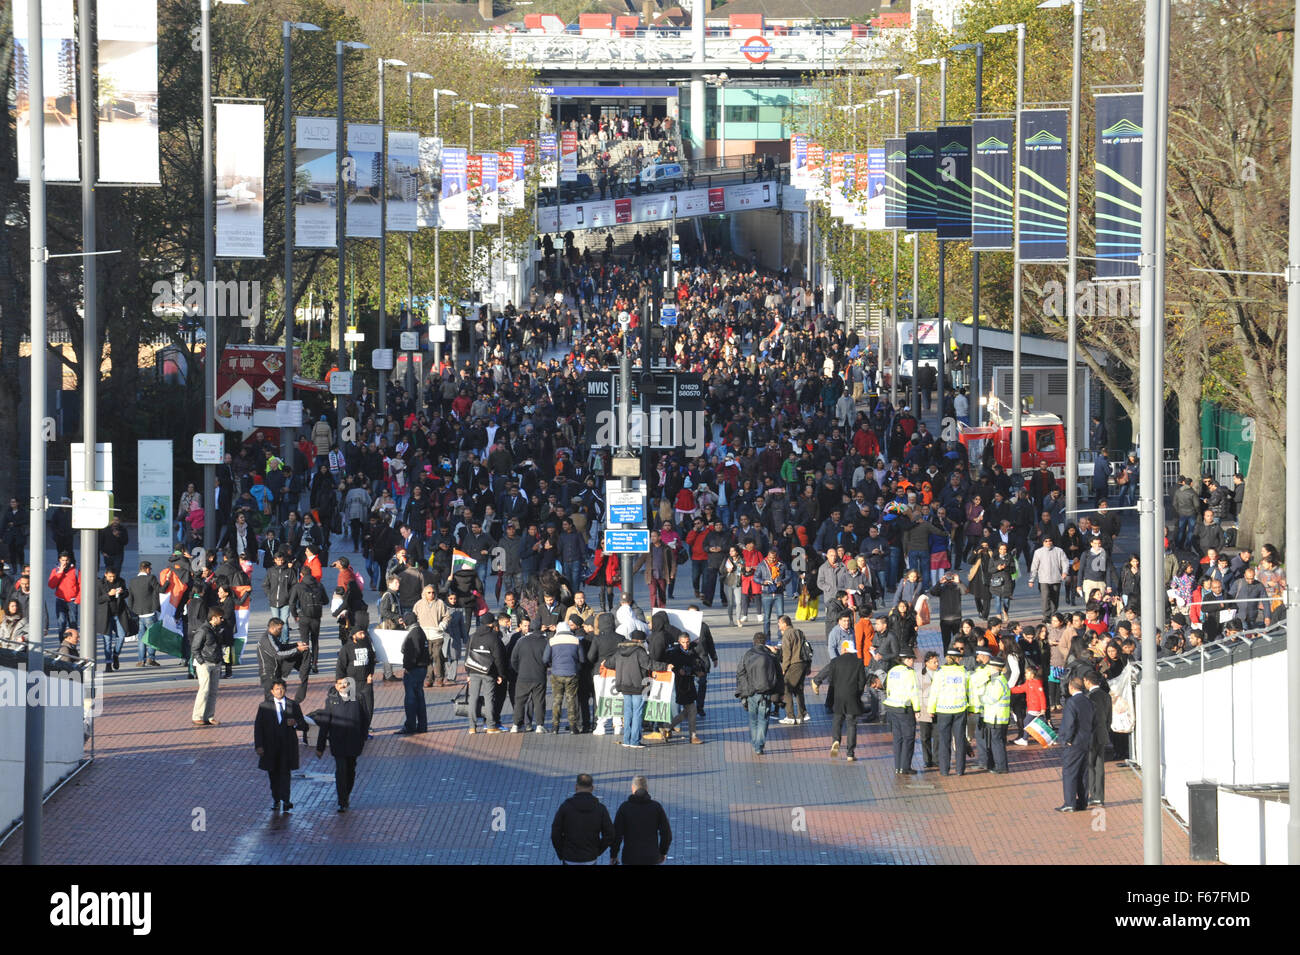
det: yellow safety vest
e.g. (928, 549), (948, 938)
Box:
(983, 674), (1011, 724)
(928, 664), (969, 714)
(968, 666), (990, 714)
(884, 664), (920, 711)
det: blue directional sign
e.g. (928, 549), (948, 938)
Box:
(608, 503), (643, 524)
(604, 529), (651, 554)
(671, 243), (681, 263)
(660, 305), (678, 327)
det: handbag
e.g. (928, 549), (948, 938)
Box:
(452, 683), (470, 717)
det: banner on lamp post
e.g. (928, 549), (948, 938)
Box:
(417, 136), (442, 228)
(96, 0), (160, 184)
(540, 133), (557, 188)
(295, 116), (338, 248)
(215, 103), (265, 258)
(805, 142), (825, 202)
(884, 138), (907, 230)
(790, 133), (807, 190)
(560, 129), (578, 182)
(1017, 108), (1069, 262)
(1094, 93), (1143, 280)
(13, 0), (79, 182)
(440, 146), (469, 231)
(862, 148), (886, 231)
(498, 150), (515, 212)
(508, 145), (527, 210)
(386, 130), (420, 232)
(905, 131), (937, 232)
(479, 152), (499, 225)
(971, 118), (1014, 251)
(828, 151), (847, 221)
(935, 125), (972, 242)
(466, 152), (484, 231)
(344, 123), (381, 240)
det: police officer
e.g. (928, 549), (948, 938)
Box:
(926, 648), (970, 775)
(884, 649), (920, 775)
(969, 647), (992, 769)
(981, 657), (1011, 774)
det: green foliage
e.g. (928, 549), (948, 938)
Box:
(299, 339), (333, 380)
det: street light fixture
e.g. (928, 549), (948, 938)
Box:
(281, 19), (322, 464)
(430, 89), (457, 368)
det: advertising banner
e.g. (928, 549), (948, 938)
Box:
(508, 145), (527, 210)
(417, 136), (442, 228)
(935, 124), (972, 241)
(971, 117), (1014, 251)
(13, 0), (79, 182)
(479, 152), (499, 226)
(466, 152), (484, 230)
(386, 129), (420, 232)
(828, 151), (847, 221)
(1094, 93), (1143, 280)
(343, 123), (381, 239)
(905, 131), (937, 232)
(498, 150), (515, 212)
(1017, 108), (1069, 262)
(863, 148), (886, 231)
(538, 181), (776, 232)
(137, 440), (173, 557)
(539, 133), (557, 188)
(215, 103), (264, 258)
(96, 0), (160, 184)
(560, 129), (578, 182)
(884, 138), (907, 230)
(440, 146), (469, 231)
(805, 142), (825, 202)
(790, 133), (808, 189)
(295, 116), (337, 248)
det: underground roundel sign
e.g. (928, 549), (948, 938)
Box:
(740, 35), (774, 63)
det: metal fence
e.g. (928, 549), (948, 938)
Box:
(1161, 447), (1239, 491)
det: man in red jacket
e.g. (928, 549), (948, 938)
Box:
(48, 551), (81, 637)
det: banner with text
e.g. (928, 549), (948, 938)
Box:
(1094, 93), (1143, 280)
(1017, 108), (1069, 262)
(137, 440), (173, 557)
(538, 181), (777, 232)
(498, 150), (515, 212)
(440, 146), (469, 231)
(971, 118), (1014, 251)
(884, 138), (907, 230)
(935, 124), (972, 241)
(417, 136), (442, 228)
(862, 148), (886, 230)
(386, 130), (420, 232)
(479, 153), (499, 226)
(540, 133), (557, 188)
(96, 0), (160, 184)
(905, 131), (938, 232)
(344, 123), (381, 239)
(215, 103), (265, 258)
(790, 133), (808, 190)
(295, 116), (337, 248)
(560, 129), (578, 182)
(805, 142), (825, 203)
(508, 146), (527, 210)
(13, 0), (79, 182)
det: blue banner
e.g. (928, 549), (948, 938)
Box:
(972, 118), (1014, 251)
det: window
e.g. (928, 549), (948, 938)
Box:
(724, 105), (758, 124)
(1036, 429), (1059, 454)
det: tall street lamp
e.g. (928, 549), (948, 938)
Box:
(878, 85), (903, 406)
(406, 71), (434, 401)
(987, 21), (1026, 478)
(430, 88), (457, 369)
(282, 19), (323, 464)
(377, 57), (408, 416)
(1039, 0), (1084, 514)
(837, 102), (866, 337)
(897, 71), (923, 418)
(337, 41), (369, 425)
(951, 40), (984, 424)
(918, 55), (948, 422)
(496, 102), (519, 338)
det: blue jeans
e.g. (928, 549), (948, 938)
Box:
(403, 666), (428, 731)
(622, 692), (646, 745)
(136, 614), (157, 661)
(102, 619), (125, 664)
(1177, 515), (1196, 550)
(366, 559), (381, 590)
(746, 693), (769, 753)
(476, 562), (490, 595)
(760, 593), (784, 637)
(270, 605), (290, 624)
(563, 560), (582, 588)
(907, 550), (929, 577)
(55, 599), (79, 638)
(887, 547), (903, 592)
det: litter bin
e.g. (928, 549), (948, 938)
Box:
(1187, 781), (1218, 861)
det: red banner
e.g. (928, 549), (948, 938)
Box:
(467, 153), (483, 188)
(615, 198), (632, 223)
(708, 187), (725, 212)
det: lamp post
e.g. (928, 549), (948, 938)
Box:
(456, 100), (492, 366)
(377, 57), (408, 416)
(337, 40), (369, 427)
(282, 20), (323, 464)
(877, 85), (902, 406)
(431, 88), (456, 369)
(918, 56), (947, 424)
(496, 102), (519, 338)
(896, 71), (923, 419)
(406, 71), (433, 400)
(837, 102), (866, 338)
(1039, 0), (1084, 512)
(951, 40), (984, 424)
(987, 21), (1026, 479)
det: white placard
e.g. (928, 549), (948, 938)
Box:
(446, 315), (463, 332)
(71, 442), (113, 492)
(399, 331), (420, 351)
(371, 349), (395, 370)
(329, 371), (353, 395)
(191, 433), (224, 465)
(275, 400), (304, 427)
(72, 490), (112, 530)
(137, 439), (173, 556)
(344, 330), (366, 343)
(429, 325), (447, 343)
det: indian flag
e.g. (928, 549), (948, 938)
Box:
(452, 549), (477, 573)
(1025, 715), (1059, 747)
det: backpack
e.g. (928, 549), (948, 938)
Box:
(797, 629), (815, 665)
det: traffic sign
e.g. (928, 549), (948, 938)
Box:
(399, 331), (420, 351)
(429, 324), (447, 343)
(660, 305), (678, 327)
(604, 529), (650, 554)
(607, 490), (644, 526)
(671, 243), (681, 263)
(371, 349), (394, 370)
(71, 442), (113, 492)
(191, 433), (224, 465)
(329, 371), (353, 395)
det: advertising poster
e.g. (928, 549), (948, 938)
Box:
(479, 152), (499, 225)
(417, 136), (442, 228)
(539, 133), (557, 188)
(497, 150), (515, 212)
(294, 116), (337, 248)
(13, 0), (79, 182)
(137, 440), (173, 557)
(560, 129), (578, 182)
(1094, 93), (1143, 280)
(935, 125), (972, 241)
(344, 122), (381, 240)
(215, 103), (264, 258)
(972, 117), (1014, 251)
(905, 130), (937, 232)
(829, 151), (847, 221)
(466, 152), (484, 230)
(790, 133), (807, 190)
(863, 148), (886, 231)
(509, 145), (527, 210)
(537, 181), (776, 232)
(440, 146), (469, 231)
(885, 138), (907, 230)
(1017, 108), (1069, 261)
(96, 0), (160, 184)
(805, 142), (825, 202)
(386, 129), (420, 232)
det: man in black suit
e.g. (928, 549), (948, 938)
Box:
(313, 676), (370, 812)
(1084, 670), (1112, 807)
(811, 642), (868, 762)
(254, 680), (303, 812)
(1056, 676), (1094, 812)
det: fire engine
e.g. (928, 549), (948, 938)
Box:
(956, 396), (1069, 484)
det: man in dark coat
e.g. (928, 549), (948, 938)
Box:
(812, 644), (867, 760)
(612, 776), (672, 865)
(254, 679), (303, 812)
(313, 676), (369, 812)
(256, 617), (308, 700)
(1056, 676), (1094, 812)
(289, 570), (326, 674)
(335, 627), (377, 725)
(1084, 670), (1112, 807)
(550, 773), (615, 865)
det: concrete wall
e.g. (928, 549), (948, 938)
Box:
(0, 663), (89, 831)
